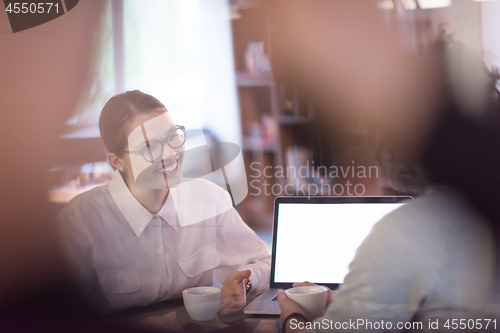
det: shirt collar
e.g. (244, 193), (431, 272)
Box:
(158, 194), (179, 230)
(108, 171), (178, 237)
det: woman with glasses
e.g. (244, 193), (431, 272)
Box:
(57, 91), (270, 328)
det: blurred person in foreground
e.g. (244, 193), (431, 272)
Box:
(0, 2), (126, 332)
(57, 90), (270, 319)
(270, 1), (500, 332)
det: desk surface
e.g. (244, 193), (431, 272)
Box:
(109, 295), (500, 333)
(110, 295), (280, 333)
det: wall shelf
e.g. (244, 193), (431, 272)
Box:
(242, 138), (278, 152)
(236, 72), (273, 87)
(277, 116), (314, 125)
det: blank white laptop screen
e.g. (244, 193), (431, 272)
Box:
(273, 203), (404, 284)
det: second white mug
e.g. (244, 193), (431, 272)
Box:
(285, 286), (329, 319)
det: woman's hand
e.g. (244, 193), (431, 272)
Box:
(218, 270), (251, 316)
(133, 311), (184, 332)
(292, 281), (334, 308)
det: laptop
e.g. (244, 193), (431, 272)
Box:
(244, 196), (411, 315)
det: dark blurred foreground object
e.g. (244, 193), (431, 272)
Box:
(0, 282), (126, 332)
(421, 37), (500, 275)
(0, 1), (139, 331)
(422, 100), (500, 258)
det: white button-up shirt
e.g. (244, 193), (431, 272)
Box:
(58, 171), (271, 312)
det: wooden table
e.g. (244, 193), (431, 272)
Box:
(110, 295), (281, 333)
(109, 296), (500, 333)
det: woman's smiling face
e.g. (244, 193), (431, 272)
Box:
(123, 108), (185, 189)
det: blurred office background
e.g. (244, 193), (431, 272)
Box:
(50, 0), (500, 236)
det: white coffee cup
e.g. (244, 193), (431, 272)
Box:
(285, 286), (328, 319)
(182, 286), (222, 321)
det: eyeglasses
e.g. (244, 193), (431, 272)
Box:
(124, 125), (186, 162)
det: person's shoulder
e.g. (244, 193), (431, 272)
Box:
(175, 178), (233, 215)
(374, 187), (481, 240)
(180, 178), (231, 199)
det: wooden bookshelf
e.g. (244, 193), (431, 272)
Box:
(231, 3), (277, 229)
